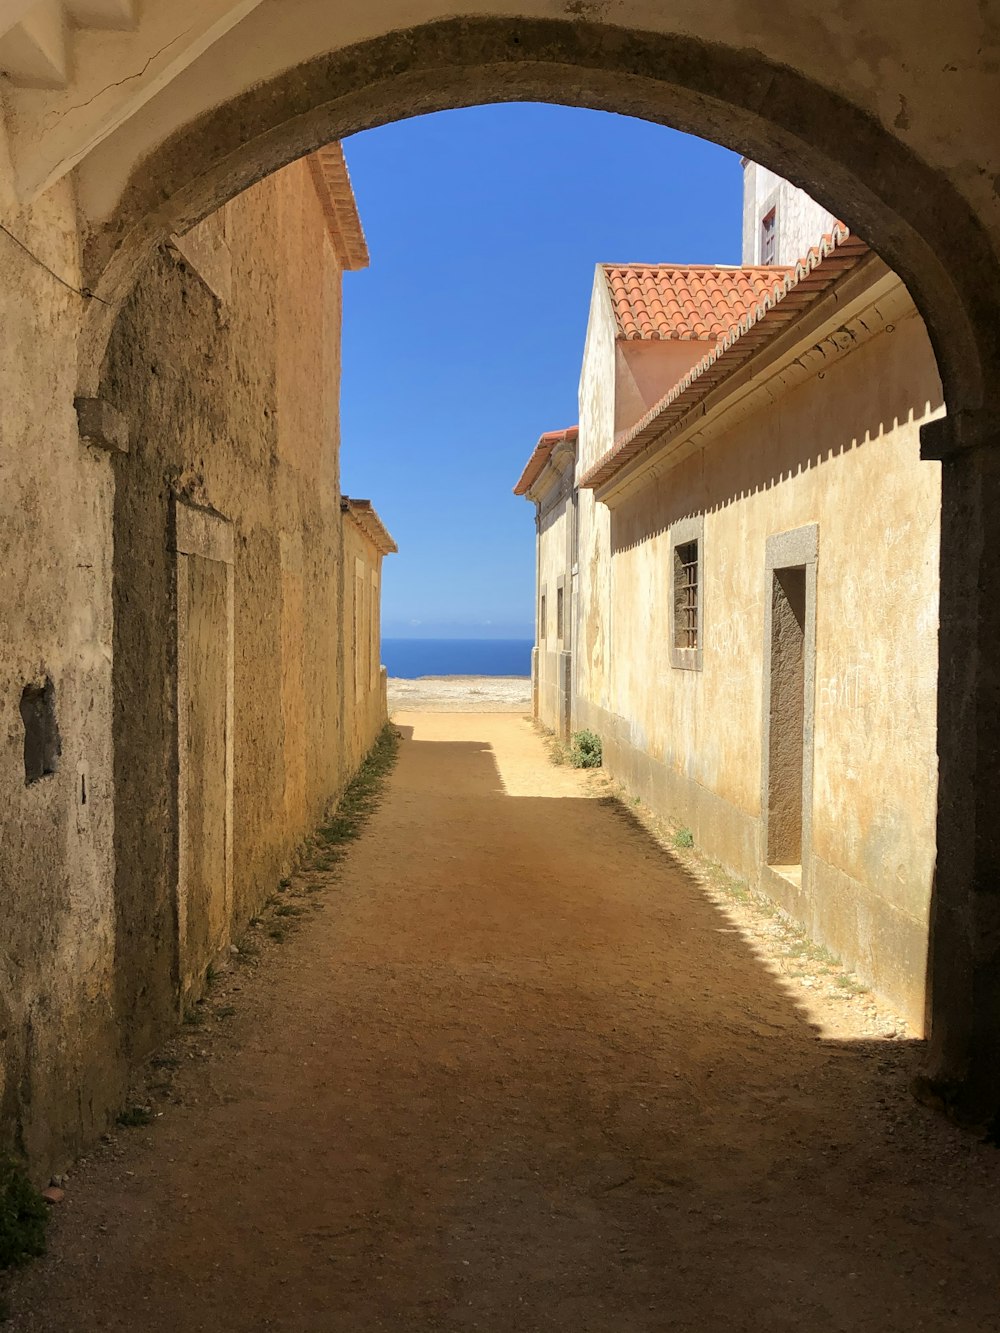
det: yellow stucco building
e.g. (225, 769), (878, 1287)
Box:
(519, 168), (942, 1030)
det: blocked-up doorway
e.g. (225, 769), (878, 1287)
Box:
(761, 526), (817, 896)
(174, 502), (235, 1002)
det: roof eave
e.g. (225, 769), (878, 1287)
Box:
(307, 144), (370, 272)
(513, 426), (578, 497)
(341, 497), (397, 554)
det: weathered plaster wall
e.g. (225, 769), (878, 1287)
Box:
(574, 488), (612, 719)
(0, 180), (119, 1172)
(342, 521), (388, 776)
(578, 270), (616, 476)
(103, 156), (348, 1059)
(574, 272), (617, 719)
(578, 300), (943, 1028)
(741, 162), (839, 266)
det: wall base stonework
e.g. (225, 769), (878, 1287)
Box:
(576, 697), (759, 879)
(578, 697), (927, 1032)
(557, 651), (572, 741)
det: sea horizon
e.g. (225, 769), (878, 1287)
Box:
(382, 636), (533, 679)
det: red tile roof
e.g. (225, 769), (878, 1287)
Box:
(603, 264), (791, 342)
(513, 426), (578, 496)
(581, 226), (870, 492)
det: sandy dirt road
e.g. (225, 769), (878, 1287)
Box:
(9, 712), (1000, 1331)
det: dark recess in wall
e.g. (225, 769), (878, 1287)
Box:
(19, 679), (60, 785)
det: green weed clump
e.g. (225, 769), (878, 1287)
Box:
(569, 729), (603, 768)
(673, 827), (695, 849)
(311, 725), (399, 858)
(0, 1159), (48, 1269)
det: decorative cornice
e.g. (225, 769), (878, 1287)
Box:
(513, 426), (578, 497)
(341, 497), (397, 554)
(307, 144), (369, 272)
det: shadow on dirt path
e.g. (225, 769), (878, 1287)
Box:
(9, 713), (1000, 1332)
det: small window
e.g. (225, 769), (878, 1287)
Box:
(670, 519), (704, 670)
(556, 586), (564, 641)
(674, 541), (699, 651)
(540, 592), (547, 642)
(761, 208), (777, 265)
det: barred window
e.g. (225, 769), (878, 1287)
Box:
(674, 540), (699, 651)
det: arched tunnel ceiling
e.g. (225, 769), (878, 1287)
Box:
(0, 0), (995, 227)
(0, 1), (996, 426)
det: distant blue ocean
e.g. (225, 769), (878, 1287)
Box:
(382, 638), (532, 679)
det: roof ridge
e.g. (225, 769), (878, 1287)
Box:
(602, 262), (794, 273)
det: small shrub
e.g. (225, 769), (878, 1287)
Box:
(0, 1158), (47, 1269)
(673, 827), (694, 849)
(116, 1106), (152, 1128)
(569, 730), (602, 768)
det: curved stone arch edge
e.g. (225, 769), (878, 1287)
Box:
(75, 16), (999, 452)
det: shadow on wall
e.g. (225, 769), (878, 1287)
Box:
(609, 324), (944, 556)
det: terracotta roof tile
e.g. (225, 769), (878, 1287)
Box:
(603, 263), (791, 342)
(581, 226), (869, 491)
(513, 426), (578, 496)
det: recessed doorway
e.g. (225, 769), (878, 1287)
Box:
(761, 525), (817, 897)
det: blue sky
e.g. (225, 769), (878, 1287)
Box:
(340, 104), (742, 640)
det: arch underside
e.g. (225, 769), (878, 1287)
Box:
(76, 16), (1000, 429)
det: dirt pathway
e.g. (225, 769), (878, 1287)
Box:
(10, 713), (1000, 1331)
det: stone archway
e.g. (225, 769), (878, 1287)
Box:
(69, 13), (1000, 1120)
(76, 18), (1000, 430)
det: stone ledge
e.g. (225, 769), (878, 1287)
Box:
(75, 396), (128, 453)
(920, 409), (1000, 461)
